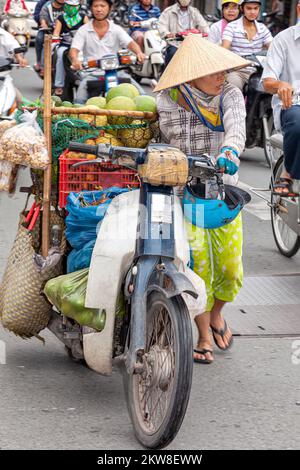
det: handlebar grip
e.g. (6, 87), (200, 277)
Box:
(68, 142), (98, 155)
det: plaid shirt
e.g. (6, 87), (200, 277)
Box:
(157, 82), (246, 185)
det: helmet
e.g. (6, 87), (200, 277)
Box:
(177, 0), (191, 7)
(65, 0), (80, 4)
(240, 0), (262, 5)
(183, 182), (251, 229)
(221, 0), (240, 5)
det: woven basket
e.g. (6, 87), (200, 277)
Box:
(0, 211), (66, 339)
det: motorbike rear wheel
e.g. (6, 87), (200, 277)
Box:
(124, 291), (193, 449)
(271, 156), (300, 257)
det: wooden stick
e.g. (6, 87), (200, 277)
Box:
(23, 106), (157, 121)
(41, 35), (52, 258)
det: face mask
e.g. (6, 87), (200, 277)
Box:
(177, 0), (191, 7)
(64, 4), (80, 17)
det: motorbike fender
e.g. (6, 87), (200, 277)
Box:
(83, 190), (140, 375)
(150, 52), (164, 65)
(126, 257), (197, 374)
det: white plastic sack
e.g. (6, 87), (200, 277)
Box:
(0, 110), (49, 169)
(181, 266), (207, 317)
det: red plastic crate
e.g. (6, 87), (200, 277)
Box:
(58, 149), (140, 208)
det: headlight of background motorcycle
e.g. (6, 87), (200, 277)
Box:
(100, 57), (119, 70)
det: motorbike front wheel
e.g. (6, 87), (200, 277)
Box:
(124, 291), (193, 449)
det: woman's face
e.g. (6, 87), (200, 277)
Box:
(190, 71), (226, 96)
(223, 3), (240, 22)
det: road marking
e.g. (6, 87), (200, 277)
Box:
(238, 180), (271, 221)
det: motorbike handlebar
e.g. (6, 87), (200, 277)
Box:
(68, 142), (221, 178)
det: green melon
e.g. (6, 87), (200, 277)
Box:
(106, 83), (140, 103)
(85, 96), (106, 108)
(106, 96), (137, 125)
(134, 95), (157, 113)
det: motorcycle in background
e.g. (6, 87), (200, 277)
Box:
(63, 50), (143, 102)
(1, 8), (31, 48)
(243, 53), (280, 167)
(262, 10), (288, 36)
(0, 46), (28, 118)
(110, 0), (131, 27)
(129, 14), (166, 81)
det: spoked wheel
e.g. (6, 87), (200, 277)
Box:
(263, 114), (282, 167)
(124, 291), (193, 449)
(271, 156), (300, 257)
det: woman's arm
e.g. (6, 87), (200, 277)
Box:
(221, 85), (246, 155)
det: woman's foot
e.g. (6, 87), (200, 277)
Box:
(193, 340), (214, 364)
(210, 318), (233, 350)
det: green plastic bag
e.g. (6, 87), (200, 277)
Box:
(44, 268), (106, 331)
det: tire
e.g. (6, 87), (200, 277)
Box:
(263, 114), (282, 168)
(124, 291), (193, 449)
(152, 64), (162, 81)
(271, 156), (300, 257)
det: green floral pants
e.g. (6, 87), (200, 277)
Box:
(185, 213), (243, 312)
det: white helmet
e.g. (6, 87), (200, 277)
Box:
(177, 0), (191, 7)
(65, 0), (80, 5)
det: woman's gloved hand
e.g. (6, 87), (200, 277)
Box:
(216, 147), (240, 175)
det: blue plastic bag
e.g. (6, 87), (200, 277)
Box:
(67, 239), (96, 273)
(66, 187), (129, 250)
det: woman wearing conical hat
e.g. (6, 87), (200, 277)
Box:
(155, 36), (250, 364)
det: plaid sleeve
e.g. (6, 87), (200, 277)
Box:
(221, 84), (246, 155)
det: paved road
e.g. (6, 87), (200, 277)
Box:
(0, 47), (299, 450)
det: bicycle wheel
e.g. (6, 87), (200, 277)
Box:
(124, 291), (193, 449)
(271, 156), (300, 257)
(263, 114), (282, 168)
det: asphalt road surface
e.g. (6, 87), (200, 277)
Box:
(0, 47), (299, 450)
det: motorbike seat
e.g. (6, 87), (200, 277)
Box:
(269, 133), (283, 150)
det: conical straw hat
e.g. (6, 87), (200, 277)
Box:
(154, 35), (251, 92)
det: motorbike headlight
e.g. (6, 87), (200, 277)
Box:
(100, 56), (119, 70)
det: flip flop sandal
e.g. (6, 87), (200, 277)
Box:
(193, 348), (213, 364)
(272, 178), (298, 198)
(210, 320), (233, 351)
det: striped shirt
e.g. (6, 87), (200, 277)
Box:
(157, 83), (246, 186)
(128, 3), (161, 33)
(222, 17), (272, 56)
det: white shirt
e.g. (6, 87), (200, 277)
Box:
(208, 19), (228, 45)
(71, 20), (132, 60)
(178, 9), (190, 31)
(222, 17), (273, 56)
(0, 27), (20, 57)
(262, 22), (300, 130)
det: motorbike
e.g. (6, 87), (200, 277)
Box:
(110, 0), (130, 28)
(163, 30), (207, 71)
(129, 14), (166, 82)
(262, 10), (288, 37)
(1, 8), (31, 48)
(243, 53), (279, 167)
(63, 50), (144, 103)
(0, 46), (28, 119)
(47, 141), (229, 448)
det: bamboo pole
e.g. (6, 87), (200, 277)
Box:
(23, 106), (157, 121)
(41, 35), (52, 258)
